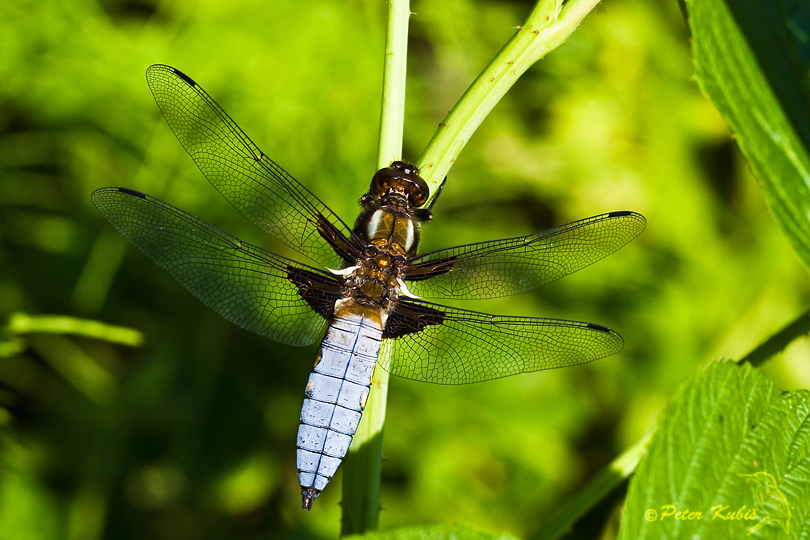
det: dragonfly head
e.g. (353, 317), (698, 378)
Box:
(369, 161), (429, 210)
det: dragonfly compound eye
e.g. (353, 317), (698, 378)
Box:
(370, 163), (429, 207)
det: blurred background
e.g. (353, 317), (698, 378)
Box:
(1, 0), (809, 539)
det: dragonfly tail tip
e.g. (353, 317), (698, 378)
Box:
(302, 487), (320, 510)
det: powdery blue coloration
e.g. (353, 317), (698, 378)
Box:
(297, 301), (382, 509)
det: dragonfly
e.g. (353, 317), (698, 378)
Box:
(92, 64), (646, 510)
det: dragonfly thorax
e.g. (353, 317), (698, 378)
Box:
(365, 209), (416, 255)
(343, 248), (405, 309)
(354, 162), (433, 260)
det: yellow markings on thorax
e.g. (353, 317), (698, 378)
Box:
(366, 209), (415, 255)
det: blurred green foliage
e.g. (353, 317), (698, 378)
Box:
(1, 0), (809, 539)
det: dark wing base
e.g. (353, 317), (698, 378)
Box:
(382, 301), (444, 339)
(288, 267), (343, 321)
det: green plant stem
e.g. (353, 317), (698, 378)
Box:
(6, 312), (143, 346)
(738, 308), (810, 367)
(2, 312), (138, 404)
(376, 0), (410, 170)
(341, 0), (605, 531)
(530, 435), (650, 540)
(416, 0), (603, 196)
(28, 334), (118, 405)
(340, 0), (410, 534)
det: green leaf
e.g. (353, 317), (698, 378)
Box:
(688, 0), (810, 268)
(617, 361), (810, 539)
(344, 522), (521, 540)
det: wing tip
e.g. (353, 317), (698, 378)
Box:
(145, 64), (197, 88)
(586, 322), (625, 356)
(607, 210), (645, 221)
(610, 208), (646, 223)
(586, 322), (612, 333)
(91, 186), (147, 205)
(172, 67), (196, 87)
(116, 187), (147, 199)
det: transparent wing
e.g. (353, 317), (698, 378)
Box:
(92, 187), (335, 346)
(405, 211), (646, 299)
(379, 299), (622, 384)
(145, 64), (355, 269)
